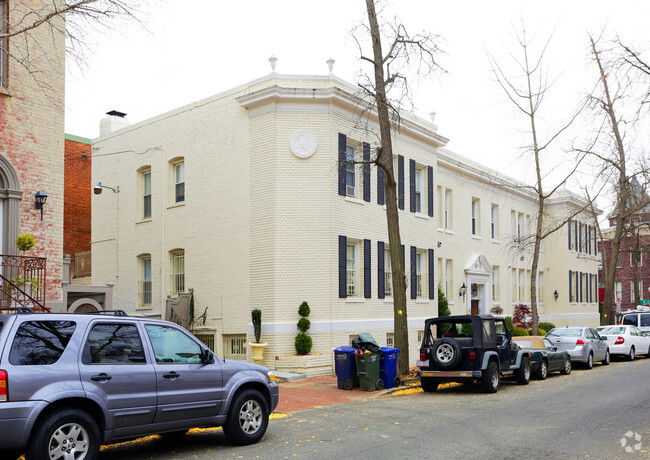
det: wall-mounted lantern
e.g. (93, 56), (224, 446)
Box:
(34, 191), (48, 220)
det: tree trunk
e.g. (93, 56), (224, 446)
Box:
(365, 0), (409, 376)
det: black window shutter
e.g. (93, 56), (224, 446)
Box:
(377, 167), (385, 205)
(401, 245), (405, 267)
(568, 219), (572, 249)
(339, 235), (347, 298)
(364, 239), (371, 299)
(427, 166), (434, 217)
(569, 270), (573, 302)
(589, 274), (592, 303)
(574, 221), (578, 250)
(363, 143), (371, 202)
(410, 246), (417, 299)
(594, 228), (597, 254)
(409, 159), (416, 213)
(338, 133), (347, 196)
(398, 155), (405, 210)
(428, 249), (435, 299)
(378, 241), (385, 299)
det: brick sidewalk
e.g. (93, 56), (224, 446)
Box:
(274, 376), (390, 413)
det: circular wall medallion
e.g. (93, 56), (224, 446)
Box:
(290, 131), (317, 159)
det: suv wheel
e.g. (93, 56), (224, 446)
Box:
(481, 361), (500, 393)
(223, 389), (269, 445)
(515, 357), (531, 385)
(432, 338), (462, 369)
(26, 408), (100, 460)
(536, 359), (548, 380)
(420, 377), (439, 392)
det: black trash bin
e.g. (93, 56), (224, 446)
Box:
(334, 346), (359, 390)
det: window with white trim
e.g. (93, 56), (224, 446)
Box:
(345, 145), (358, 198)
(491, 204), (498, 239)
(142, 169), (152, 219)
(170, 250), (185, 295)
(138, 255), (152, 307)
(492, 266), (500, 302)
(538, 272), (545, 304)
(517, 213), (523, 239)
(386, 332), (394, 347)
(445, 259), (453, 300)
(615, 282), (622, 303)
(0, 1), (7, 88)
(417, 330), (424, 343)
(630, 252), (642, 267)
(518, 269), (525, 302)
(173, 161), (185, 203)
(384, 248), (393, 297)
(414, 167), (423, 213)
(346, 243), (359, 296)
(631, 281), (644, 303)
(416, 251), (424, 298)
(223, 334), (247, 360)
(444, 189), (452, 229)
(471, 198), (480, 235)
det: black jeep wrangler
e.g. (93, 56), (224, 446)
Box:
(417, 314), (532, 393)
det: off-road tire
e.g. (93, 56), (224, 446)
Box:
(25, 408), (100, 460)
(481, 361), (500, 393)
(515, 357), (531, 385)
(585, 352), (594, 369)
(628, 347), (635, 361)
(560, 358), (572, 375)
(602, 350), (610, 365)
(223, 389), (269, 446)
(535, 359), (548, 380)
(432, 338), (462, 370)
(420, 377), (439, 392)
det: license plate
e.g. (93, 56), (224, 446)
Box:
(416, 360), (429, 367)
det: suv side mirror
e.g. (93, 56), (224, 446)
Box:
(201, 349), (214, 364)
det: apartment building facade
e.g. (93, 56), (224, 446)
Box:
(91, 72), (600, 372)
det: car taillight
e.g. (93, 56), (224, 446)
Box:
(420, 350), (427, 361)
(576, 339), (585, 345)
(0, 370), (7, 403)
(615, 336), (625, 345)
(469, 351), (476, 360)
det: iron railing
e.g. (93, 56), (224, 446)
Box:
(0, 254), (48, 311)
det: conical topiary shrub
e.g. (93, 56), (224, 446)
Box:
(295, 301), (312, 355)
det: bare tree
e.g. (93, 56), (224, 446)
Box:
(487, 22), (590, 335)
(357, 0), (444, 376)
(0, 0), (148, 98)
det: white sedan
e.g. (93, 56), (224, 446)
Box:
(596, 325), (650, 360)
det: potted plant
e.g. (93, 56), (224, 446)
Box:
(295, 301), (312, 355)
(249, 308), (268, 364)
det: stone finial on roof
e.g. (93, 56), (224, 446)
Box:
(326, 57), (335, 74)
(269, 55), (278, 73)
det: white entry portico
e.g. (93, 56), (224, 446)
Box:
(463, 254), (493, 315)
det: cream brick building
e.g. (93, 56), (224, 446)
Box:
(91, 72), (600, 374)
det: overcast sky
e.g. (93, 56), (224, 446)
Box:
(65, 0), (650, 199)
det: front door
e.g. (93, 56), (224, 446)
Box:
(79, 322), (157, 433)
(145, 324), (223, 425)
(471, 300), (480, 315)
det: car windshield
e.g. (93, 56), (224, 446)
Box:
(598, 326), (626, 334)
(547, 328), (582, 337)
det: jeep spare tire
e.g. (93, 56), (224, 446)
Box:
(432, 338), (462, 369)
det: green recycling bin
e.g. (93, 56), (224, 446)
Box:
(356, 351), (384, 391)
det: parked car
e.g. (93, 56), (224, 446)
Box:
(417, 314), (532, 393)
(545, 327), (610, 369)
(0, 307), (279, 460)
(620, 309), (650, 333)
(596, 325), (650, 360)
(512, 336), (572, 379)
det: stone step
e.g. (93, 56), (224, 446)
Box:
(273, 371), (308, 383)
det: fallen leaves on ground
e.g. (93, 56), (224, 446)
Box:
(391, 382), (460, 396)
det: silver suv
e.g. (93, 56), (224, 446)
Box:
(0, 308), (279, 459)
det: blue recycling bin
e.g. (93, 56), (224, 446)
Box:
(334, 346), (359, 390)
(380, 347), (400, 389)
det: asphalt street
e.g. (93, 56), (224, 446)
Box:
(98, 358), (650, 460)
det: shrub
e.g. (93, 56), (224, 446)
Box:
(297, 317), (311, 333)
(528, 328), (547, 336)
(513, 304), (539, 329)
(295, 333), (312, 355)
(505, 316), (514, 332)
(295, 301), (312, 355)
(251, 309), (262, 343)
(538, 322), (556, 332)
(438, 285), (450, 318)
(16, 233), (36, 252)
(511, 327), (529, 336)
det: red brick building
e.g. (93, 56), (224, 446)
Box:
(64, 134), (92, 279)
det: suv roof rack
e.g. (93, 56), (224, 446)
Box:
(0, 307), (36, 314)
(82, 310), (129, 317)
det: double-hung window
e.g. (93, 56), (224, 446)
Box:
(0, 1), (7, 88)
(492, 266), (499, 302)
(444, 189), (452, 229)
(142, 170), (152, 219)
(139, 256), (152, 306)
(174, 161), (185, 203)
(345, 145), (358, 198)
(471, 199), (480, 235)
(414, 168), (423, 213)
(491, 204), (498, 239)
(384, 248), (393, 297)
(346, 243), (358, 296)
(170, 250), (185, 295)
(415, 252), (424, 298)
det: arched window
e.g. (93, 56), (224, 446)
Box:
(0, 155), (23, 254)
